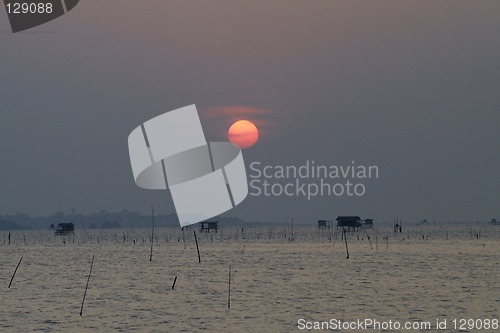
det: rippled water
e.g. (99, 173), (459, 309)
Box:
(0, 224), (498, 332)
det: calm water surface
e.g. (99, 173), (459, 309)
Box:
(0, 224), (498, 332)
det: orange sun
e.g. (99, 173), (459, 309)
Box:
(228, 120), (259, 149)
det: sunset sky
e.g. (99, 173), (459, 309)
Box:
(1, 1), (499, 223)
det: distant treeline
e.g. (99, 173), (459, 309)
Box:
(0, 210), (252, 230)
(0, 210), (175, 230)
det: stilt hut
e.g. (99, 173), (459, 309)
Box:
(200, 221), (219, 233)
(336, 216), (361, 232)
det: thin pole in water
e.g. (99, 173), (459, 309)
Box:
(193, 230), (201, 263)
(80, 255), (94, 316)
(366, 232), (373, 250)
(227, 265), (232, 309)
(150, 204), (155, 262)
(182, 227), (186, 249)
(171, 276), (178, 290)
(8, 257), (23, 288)
(343, 229), (350, 259)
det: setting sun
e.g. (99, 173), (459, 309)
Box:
(228, 120), (259, 149)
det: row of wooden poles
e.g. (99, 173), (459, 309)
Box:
(7, 222), (457, 315)
(6, 206), (234, 315)
(9, 208), (487, 313)
(8, 224), (359, 315)
(7, 240), (232, 314)
(3, 225), (490, 247)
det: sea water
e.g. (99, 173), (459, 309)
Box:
(0, 223), (498, 332)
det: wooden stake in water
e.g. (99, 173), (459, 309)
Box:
(171, 276), (178, 290)
(343, 229), (350, 259)
(8, 257), (23, 288)
(367, 234), (373, 250)
(182, 227), (186, 249)
(227, 265), (232, 309)
(80, 255), (94, 316)
(193, 230), (201, 263)
(150, 205), (155, 261)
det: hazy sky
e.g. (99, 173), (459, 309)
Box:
(1, 1), (499, 224)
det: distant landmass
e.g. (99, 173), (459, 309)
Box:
(0, 219), (31, 230)
(0, 210), (263, 231)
